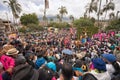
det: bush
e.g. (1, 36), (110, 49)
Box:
(106, 19), (120, 31)
(20, 13), (39, 26)
(73, 18), (99, 38)
(73, 18), (94, 27)
(18, 27), (27, 33)
(27, 23), (44, 32)
(47, 22), (70, 29)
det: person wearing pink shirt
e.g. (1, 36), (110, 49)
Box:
(0, 48), (15, 80)
(0, 54), (15, 73)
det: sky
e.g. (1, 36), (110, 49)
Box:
(0, 0), (120, 21)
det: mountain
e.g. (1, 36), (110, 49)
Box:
(38, 15), (70, 22)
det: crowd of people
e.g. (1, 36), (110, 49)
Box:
(0, 28), (120, 80)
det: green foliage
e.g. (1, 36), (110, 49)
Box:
(48, 22), (70, 29)
(73, 18), (94, 27)
(20, 13), (39, 26)
(106, 19), (120, 31)
(58, 6), (68, 22)
(103, 2), (115, 12)
(19, 24), (44, 33)
(77, 26), (99, 38)
(73, 18), (98, 38)
(3, 0), (22, 19)
(18, 27), (27, 33)
(20, 13), (42, 32)
(56, 14), (61, 22)
(90, 17), (96, 23)
(27, 23), (43, 32)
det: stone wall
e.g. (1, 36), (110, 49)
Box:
(0, 19), (5, 36)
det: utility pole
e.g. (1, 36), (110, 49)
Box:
(43, 8), (47, 26)
(6, 12), (11, 32)
(98, 0), (102, 31)
(43, 0), (49, 26)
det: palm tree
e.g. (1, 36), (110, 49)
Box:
(43, 15), (47, 21)
(3, 0), (22, 24)
(102, 1), (115, 20)
(69, 15), (74, 23)
(56, 14), (61, 22)
(97, 0), (111, 28)
(84, 10), (88, 18)
(116, 11), (120, 19)
(97, 0), (102, 28)
(50, 18), (54, 22)
(85, 0), (98, 18)
(43, 15), (48, 26)
(58, 6), (68, 22)
(109, 12), (115, 20)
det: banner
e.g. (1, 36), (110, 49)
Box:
(45, 0), (49, 9)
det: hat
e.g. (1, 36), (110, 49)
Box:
(2, 44), (14, 53)
(6, 48), (19, 55)
(73, 67), (83, 73)
(46, 62), (56, 72)
(92, 58), (106, 71)
(101, 54), (116, 63)
(35, 57), (46, 69)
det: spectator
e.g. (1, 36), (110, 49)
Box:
(57, 63), (79, 80)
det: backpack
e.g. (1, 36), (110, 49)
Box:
(12, 64), (39, 80)
(82, 73), (97, 80)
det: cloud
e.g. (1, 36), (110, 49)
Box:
(0, 0), (120, 20)
(0, 3), (7, 11)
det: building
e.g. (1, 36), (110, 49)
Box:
(94, 20), (109, 30)
(0, 19), (15, 36)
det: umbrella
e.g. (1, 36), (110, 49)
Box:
(115, 34), (120, 37)
(62, 49), (73, 55)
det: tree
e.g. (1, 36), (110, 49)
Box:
(20, 13), (39, 26)
(106, 18), (120, 31)
(85, 0), (98, 18)
(27, 24), (43, 32)
(90, 17), (96, 23)
(3, 0), (22, 23)
(18, 26), (27, 33)
(102, 1), (115, 20)
(73, 18), (98, 38)
(50, 18), (54, 22)
(116, 11), (120, 19)
(56, 14), (61, 22)
(73, 18), (94, 27)
(69, 15), (74, 23)
(20, 13), (44, 32)
(48, 22), (70, 29)
(109, 12), (115, 20)
(97, 0), (102, 28)
(97, 0), (115, 29)
(43, 15), (47, 21)
(58, 6), (68, 22)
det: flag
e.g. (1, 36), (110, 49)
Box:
(45, 0), (49, 9)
